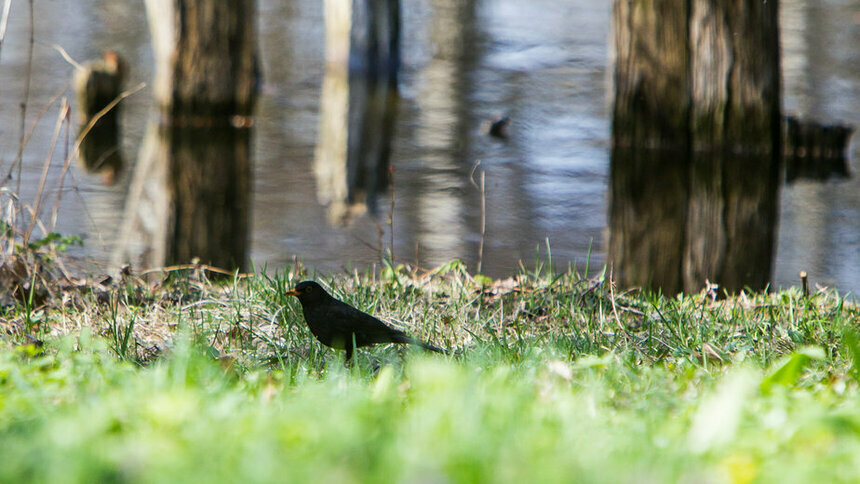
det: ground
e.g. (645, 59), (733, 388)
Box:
(1, 256), (859, 483)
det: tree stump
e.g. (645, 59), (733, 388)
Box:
(73, 51), (127, 184)
(784, 116), (852, 182)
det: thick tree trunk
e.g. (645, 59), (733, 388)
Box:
(168, 124), (252, 268)
(114, 0), (258, 272)
(610, 0), (781, 294)
(147, 0), (258, 121)
(612, 0), (690, 150)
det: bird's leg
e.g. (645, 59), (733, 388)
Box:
(344, 333), (360, 367)
(344, 345), (354, 366)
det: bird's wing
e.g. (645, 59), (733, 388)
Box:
(326, 300), (406, 345)
(308, 299), (444, 353)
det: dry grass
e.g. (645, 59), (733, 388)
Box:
(2, 251), (856, 376)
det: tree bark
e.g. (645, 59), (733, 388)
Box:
(147, 0), (259, 121)
(610, 0), (781, 294)
(115, 0), (258, 272)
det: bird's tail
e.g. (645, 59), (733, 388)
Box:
(415, 340), (446, 354)
(393, 334), (446, 354)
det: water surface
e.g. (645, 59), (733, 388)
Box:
(0, 0), (857, 294)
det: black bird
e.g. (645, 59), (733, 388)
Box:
(285, 281), (445, 364)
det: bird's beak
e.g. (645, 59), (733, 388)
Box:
(285, 289), (300, 297)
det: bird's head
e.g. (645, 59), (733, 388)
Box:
(285, 280), (329, 305)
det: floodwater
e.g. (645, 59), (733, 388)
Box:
(0, 0), (857, 294)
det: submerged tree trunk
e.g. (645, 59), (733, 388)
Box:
(784, 116), (853, 182)
(147, 0), (259, 121)
(314, 0), (400, 226)
(73, 51), (127, 184)
(609, 0), (781, 294)
(115, 0), (259, 272)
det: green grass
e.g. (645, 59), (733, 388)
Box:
(1, 263), (859, 483)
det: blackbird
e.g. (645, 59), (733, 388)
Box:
(285, 280), (445, 363)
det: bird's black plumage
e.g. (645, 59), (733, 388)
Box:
(285, 281), (444, 363)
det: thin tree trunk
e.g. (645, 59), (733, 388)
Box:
(314, 0), (400, 225)
(73, 51), (126, 184)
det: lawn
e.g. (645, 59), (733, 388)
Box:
(1, 260), (859, 483)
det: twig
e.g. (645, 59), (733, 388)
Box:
(24, 99), (69, 246)
(49, 100), (73, 232)
(15, 0), (36, 197)
(1, 188), (21, 255)
(388, 165), (395, 262)
(469, 161), (486, 274)
(40, 82), (146, 251)
(374, 220), (385, 261)
(3, 83), (72, 185)
(73, 82), (146, 154)
(799, 271), (809, 298)
(140, 263), (252, 278)
(608, 275), (622, 330)
(607, 267), (632, 343)
(50, 43), (85, 70)
(0, 0), (12, 61)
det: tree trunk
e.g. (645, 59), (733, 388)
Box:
(784, 116), (852, 182)
(114, 0), (258, 272)
(73, 51), (126, 184)
(313, 0), (400, 225)
(147, 0), (259, 121)
(609, 0), (781, 294)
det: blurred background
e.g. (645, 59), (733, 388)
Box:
(0, 0), (857, 293)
